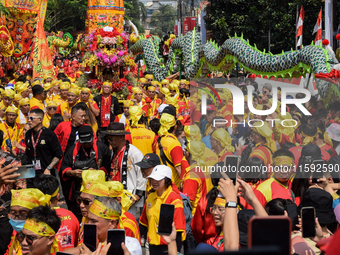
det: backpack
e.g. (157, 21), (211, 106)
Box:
(180, 192), (193, 235)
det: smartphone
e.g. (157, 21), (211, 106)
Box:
(107, 229), (125, 255)
(301, 207), (316, 238)
(5, 139), (12, 150)
(312, 159), (325, 183)
(224, 155), (239, 185)
(83, 224), (97, 252)
(286, 204), (299, 230)
(158, 204), (175, 235)
(249, 216), (291, 255)
(14, 165), (35, 179)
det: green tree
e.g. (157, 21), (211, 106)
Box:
(204, 0), (327, 54)
(44, 0), (87, 32)
(124, 0), (146, 33)
(150, 4), (176, 36)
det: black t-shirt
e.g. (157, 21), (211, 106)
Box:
(65, 125), (80, 155)
(24, 127), (63, 170)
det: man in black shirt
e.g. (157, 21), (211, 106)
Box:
(24, 108), (63, 187)
(60, 125), (111, 219)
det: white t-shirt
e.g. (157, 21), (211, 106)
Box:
(125, 236), (142, 255)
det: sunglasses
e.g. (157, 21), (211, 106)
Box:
(17, 231), (43, 245)
(28, 116), (41, 121)
(47, 107), (57, 110)
(77, 197), (92, 206)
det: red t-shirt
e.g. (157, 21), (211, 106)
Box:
(55, 207), (80, 249)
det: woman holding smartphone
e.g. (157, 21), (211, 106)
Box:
(139, 165), (186, 255)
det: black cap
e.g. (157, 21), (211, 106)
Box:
(162, 105), (176, 117)
(299, 188), (335, 225)
(135, 153), (161, 169)
(78, 125), (94, 143)
(32, 85), (44, 96)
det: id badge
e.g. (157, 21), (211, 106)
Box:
(34, 160), (41, 170)
(105, 113), (110, 120)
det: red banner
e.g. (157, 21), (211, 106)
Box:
(183, 17), (196, 35)
(174, 25), (178, 36)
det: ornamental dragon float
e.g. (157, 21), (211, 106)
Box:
(129, 29), (340, 102)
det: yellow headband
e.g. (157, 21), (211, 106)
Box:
(148, 86), (156, 91)
(168, 83), (178, 91)
(68, 88), (78, 96)
(158, 113), (176, 136)
(151, 81), (160, 87)
(165, 97), (179, 114)
(80, 181), (109, 197)
(43, 75), (53, 81)
(60, 82), (70, 90)
(106, 181), (135, 212)
(301, 131), (317, 138)
(32, 80), (41, 86)
(129, 106), (143, 127)
(145, 74), (154, 80)
(160, 87), (171, 97)
(214, 197), (226, 207)
(51, 187), (59, 197)
(187, 125), (201, 142)
(139, 78), (147, 83)
(23, 218), (58, 254)
(80, 170), (106, 192)
(133, 87), (143, 94)
(211, 128), (235, 153)
(3, 89), (14, 98)
(46, 101), (57, 108)
(161, 79), (170, 85)
(189, 141), (206, 165)
(123, 100), (133, 107)
(5, 105), (18, 115)
(19, 98), (30, 107)
(317, 128), (333, 147)
(14, 94), (22, 101)
(11, 189), (51, 209)
(273, 156), (294, 166)
(89, 199), (124, 229)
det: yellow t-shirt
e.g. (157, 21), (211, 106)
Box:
(129, 126), (156, 156)
(0, 121), (20, 150)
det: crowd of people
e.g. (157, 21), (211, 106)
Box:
(0, 59), (340, 255)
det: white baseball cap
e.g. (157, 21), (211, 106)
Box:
(146, 165), (172, 181)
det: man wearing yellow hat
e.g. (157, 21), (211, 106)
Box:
(0, 106), (20, 151)
(6, 188), (51, 255)
(44, 82), (54, 103)
(56, 88), (78, 121)
(93, 81), (121, 134)
(249, 121), (274, 169)
(43, 101), (58, 127)
(2, 89), (15, 107)
(145, 74), (154, 83)
(16, 82), (30, 99)
(146, 85), (161, 119)
(157, 87), (170, 105)
(131, 87), (148, 116)
(0, 102), (6, 123)
(80, 87), (99, 117)
(128, 106), (156, 156)
(118, 100), (133, 128)
(53, 81), (69, 105)
(106, 181), (141, 243)
(16, 98), (30, 130)
(156, 109), (183, 187)
(82, 197), (142, 254)
(210, 128), (235, 162)
(161, 79), (170, 88)
(13, 94), (22, 108)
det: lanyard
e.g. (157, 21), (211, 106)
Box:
(111, 145), (126, 179)
(4, 122), (16, 140)
(31, 129), (43, 158)
(82, 146), (93, 158)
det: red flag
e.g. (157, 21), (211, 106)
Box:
(313, 8), (322, 46)
(296, 5), (304, 47)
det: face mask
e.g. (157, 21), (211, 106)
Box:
(9, 219), (26, 232)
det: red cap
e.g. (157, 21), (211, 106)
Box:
(206, 104), (216, 111)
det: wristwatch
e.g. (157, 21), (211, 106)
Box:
(47, 166), (53, 171)
(225, 201), (237, 208)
